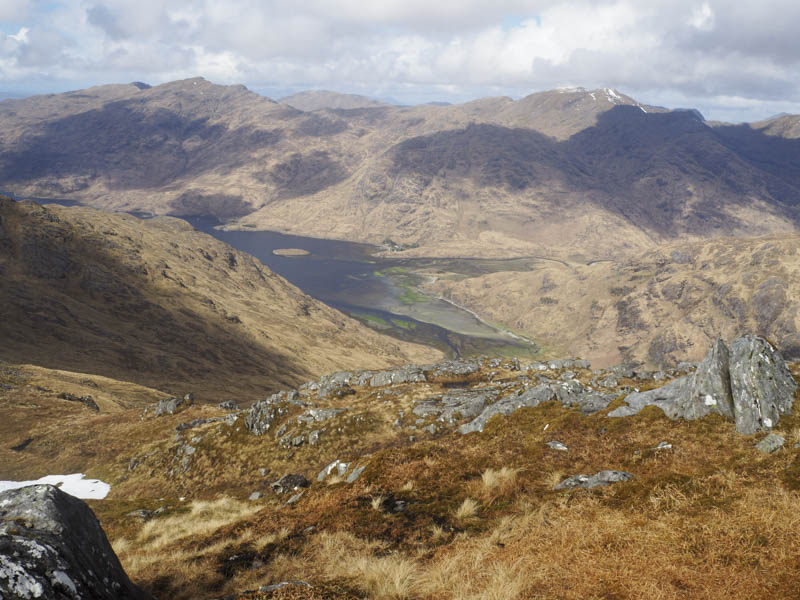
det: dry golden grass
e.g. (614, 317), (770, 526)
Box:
(400, 479), (415, 492)
(477, 466), (519, 504)
(455, 497), (480, 520)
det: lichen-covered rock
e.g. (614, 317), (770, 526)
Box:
(755, 433), (785, 454)
(458, 385), (555, 434)
(154, 393), (193, 416)
(729, 335), (797, 434)
(369, 366), (426, 387)
(686, 338), (734, 420)
(414, 388), (499, 425)
(554, 470), (633, 490)
(0, 485), (153, 599)
(245, 390), (302, 435)
(609, 335), (797, 434)
(295, 407), (346, 426)
(608, 377), (691, 419)
(426, 359), (481, 379)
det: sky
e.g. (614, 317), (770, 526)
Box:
(1, 0), (799, 122)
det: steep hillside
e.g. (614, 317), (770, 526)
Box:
(426, 233), (800, 368)
(280, 90), (391, 111)
(2, 79), (800, 259)
(0, 197), (440, 401)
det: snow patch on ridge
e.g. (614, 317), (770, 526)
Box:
(0, 474), (110, 499)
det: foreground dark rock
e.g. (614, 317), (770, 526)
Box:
(0, 485), (152, 600)
(610, 335), (797, 433)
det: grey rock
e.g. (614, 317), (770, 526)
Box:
(599, 375), (618, 388)
(291, 435), (306, 447)
(346, 465), (366, 483)
(271, 474), (310, 495)
(729, 335), (797, 434)
(686, 338), (734, 420)
(0, 485), (154, 599)
(176, 417), (228, 432)
(154, 394), (193, 416)
(249, 492), (263, 501)
(309, 430), (321, 445)
(258, 468), (270, 477)
(217, 400), (240, 411)
(316, 371), (355, 398)
(423, 424), (438, 434)
(296, 407), (347, 425)
(458, 385), (555, 434)
(245, 390), (300, 435)
(369, 366), (426, 387)
(653, 441), (673, 451)
(554, 470), (634, 490)
(553, 379), (615, 414)
(317, 459), (351, 482)
(125, 509), (154, 520)
(57, 393), (99, 412)
(547, 440), (569, 452)
(609, 376), (692, 419)
(608, 335), (797, 435)
(413, 388), (499, 425)
(427, 359), (481, 379)
(755, 433), (785, 454)
(284, 490), (305, 506)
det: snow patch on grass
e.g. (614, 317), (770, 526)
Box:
(0, 474), (110, 499)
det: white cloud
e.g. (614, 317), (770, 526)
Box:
(0, 0), (799, 121)
(689, 2), (715, 31)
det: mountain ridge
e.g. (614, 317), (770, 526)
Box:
(2, 78), (799, 260)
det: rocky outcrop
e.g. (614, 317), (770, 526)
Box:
(458, 385), (555, 434)
(0, 484), (152, 599)
(610, 335), (797, 433)
(154, 393), (193, 416)
(729, 335), (797, 434)
(245, 390), (304, 435)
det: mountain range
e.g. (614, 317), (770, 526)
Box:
(2, 78), (800, 260)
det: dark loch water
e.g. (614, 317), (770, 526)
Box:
(5, 193), (539, 358)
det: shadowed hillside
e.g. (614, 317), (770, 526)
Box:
(0, 197), (440, 401)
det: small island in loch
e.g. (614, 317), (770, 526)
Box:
(272, 248), (311, 257)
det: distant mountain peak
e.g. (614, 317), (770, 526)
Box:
(280, 90), (390, 111)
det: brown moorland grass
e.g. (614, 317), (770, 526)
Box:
(5, 358), (800, 599)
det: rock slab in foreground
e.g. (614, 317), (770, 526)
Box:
(610, 335), (797, 434)
(0, 484), (153, 600)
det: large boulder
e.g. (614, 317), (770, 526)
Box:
(729, 335), (797, 434)
(686, 338), (735, 420)
(0, 484), (153, 600)
(609, 335), (797, 434)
